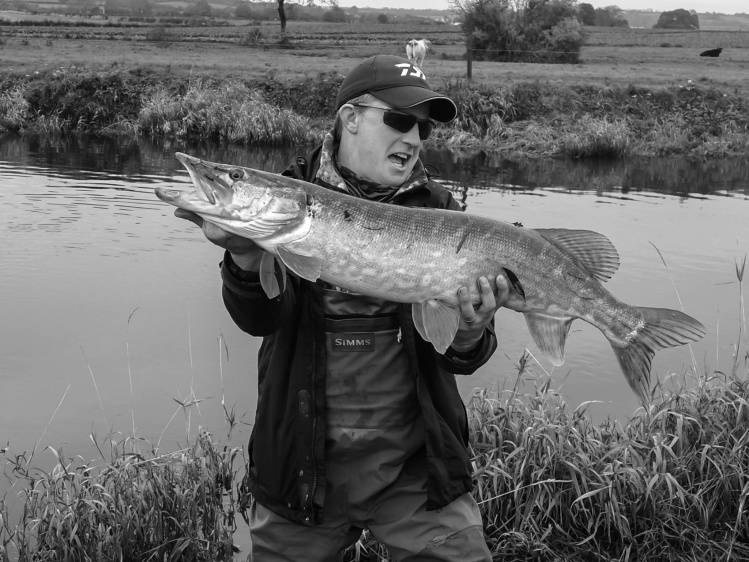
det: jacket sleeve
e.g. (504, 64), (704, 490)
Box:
(220, 251), (296, 336)
(437, 322), (498, 375)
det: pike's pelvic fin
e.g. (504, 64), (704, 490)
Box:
(413, 300), (461, 355)
(276, 246), (323, 283)
(612, 307), (706, 403)
(524, 313), (574, 365)
(259, 253), (287, 299)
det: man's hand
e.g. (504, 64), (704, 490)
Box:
(174, 209), (264, 271)
(451, 273), (510, 353)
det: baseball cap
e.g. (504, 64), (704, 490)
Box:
(335, 55), (458, 123)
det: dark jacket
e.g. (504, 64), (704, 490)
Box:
(223, 147), (497, 525)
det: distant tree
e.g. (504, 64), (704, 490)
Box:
(322, 5), (348, 22)
(235, 2), (252, 18)
(69, 0), (96, 15)
(104, 0), (123, 15)
(275, 0), (335, 31)
(451, 0), (584, 63)
(131, 0), (152, 15)
(577, 2), (595, 25)
(377, 12), (388, 23)
(653, 8), (699, 29)
(594, 5), (628, 27)
(185, 0), (211, 17)
(286, 3), (300, 20)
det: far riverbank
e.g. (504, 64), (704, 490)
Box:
(2, 63), (749, 159)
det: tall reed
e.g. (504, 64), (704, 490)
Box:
(470, 368), (749, 561)
(138, 81), (320, 146)
(0, 87), (29, 133)
(2, 431), (239, 561)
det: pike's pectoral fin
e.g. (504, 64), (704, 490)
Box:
(259, 253), (287, 299)
(524, 313), (574, 365)
(413, 300), (461, 355)
(276, 246), (323, 283)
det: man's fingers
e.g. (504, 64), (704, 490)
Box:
(495, 273), (510, 307)
(458, 287), (475, 321)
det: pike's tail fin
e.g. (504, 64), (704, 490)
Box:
(612, 307), (706, 403)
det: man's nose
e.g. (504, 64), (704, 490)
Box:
(403, 122), (422, 144)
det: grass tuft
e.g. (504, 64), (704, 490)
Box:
(138, 81), (320, 146)
(2, 431), (239, 561)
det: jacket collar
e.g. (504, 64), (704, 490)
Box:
(314, 128), (429, 202)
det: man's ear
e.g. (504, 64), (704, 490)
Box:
(338, 105), (359, 135)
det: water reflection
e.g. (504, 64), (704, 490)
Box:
(0, 134), (301, 181)
(3, 133), (748, 198)
(426, 147), (749, 198)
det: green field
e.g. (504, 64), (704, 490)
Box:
(2, 15), (749, 98)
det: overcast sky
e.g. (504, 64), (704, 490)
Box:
(336, 0), (745, 15)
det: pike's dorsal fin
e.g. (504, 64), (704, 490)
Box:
(259, 253), (287, 299)
(534, 229), (620, 282)
(276, 246), (323, 283)
(524, 312), (574, 365)
(413, 300), (461, 355)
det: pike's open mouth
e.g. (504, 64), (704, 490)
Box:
(175, 152), (233, 206)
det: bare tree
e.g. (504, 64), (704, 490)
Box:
(276, 0), (337, 33)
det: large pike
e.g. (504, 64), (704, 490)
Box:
(156, 153), (706, 403)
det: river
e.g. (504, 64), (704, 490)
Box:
(1, 134), (747, 541)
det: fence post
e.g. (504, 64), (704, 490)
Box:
(466, 47), (472, 81)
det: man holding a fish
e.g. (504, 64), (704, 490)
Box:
(173, 55), (506, 560)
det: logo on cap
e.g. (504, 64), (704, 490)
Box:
(395, 63), (426, 81)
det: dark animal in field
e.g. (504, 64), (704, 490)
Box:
(700, 48), (723, 57)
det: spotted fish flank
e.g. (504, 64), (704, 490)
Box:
(155, 152), (707, 403)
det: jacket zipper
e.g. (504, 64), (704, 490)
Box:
(308, 332), (319, 524)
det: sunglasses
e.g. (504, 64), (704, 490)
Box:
(352, 104), (435, 140)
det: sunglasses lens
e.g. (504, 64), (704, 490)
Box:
(418, 121), (435, 140)
(383, 111), (434, 140)
(382, 111), (415, 133)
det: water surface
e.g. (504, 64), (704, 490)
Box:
(1, 134), (747, 493)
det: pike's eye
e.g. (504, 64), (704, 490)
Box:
(229, 169), (243, 181)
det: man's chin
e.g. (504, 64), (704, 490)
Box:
(383, 167), (414, 186)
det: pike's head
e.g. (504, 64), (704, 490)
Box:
(156, 152), (309, 244)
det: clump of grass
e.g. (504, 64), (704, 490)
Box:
(138, 81), (321, 145)
(25, 68), (148, 133)
(251, 70), (343, 120)
(239, 27), (264, 46)
(442, 77), (520, 134)
(469, 365), (749, 561)
(558, 115), (631, 158)
(144, 24), (169, 42)
(2, 430), (239, 561)
(0, 86), (30, 133)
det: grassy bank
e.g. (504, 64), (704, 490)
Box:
(3, 349), (748, 561)
(2, 66), (749, 159)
